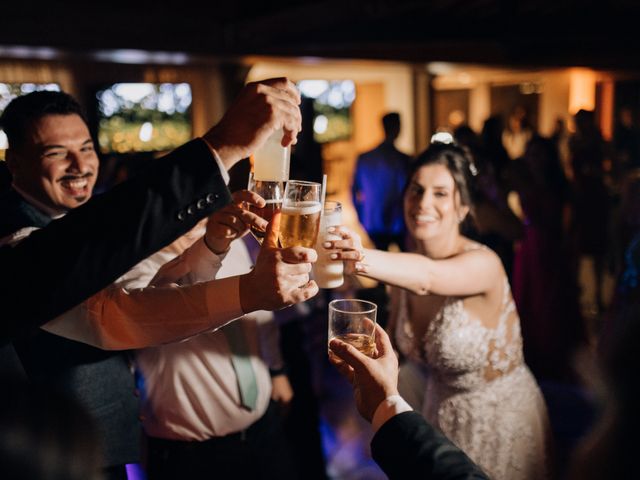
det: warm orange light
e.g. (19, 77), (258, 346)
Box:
(599, 80), (614, 141)
(568, 68), (596, 115)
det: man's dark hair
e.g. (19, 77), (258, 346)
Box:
(382, 112), (401, 137)
(0, 91), (86, 150)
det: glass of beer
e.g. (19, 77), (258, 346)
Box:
(279, 180), (321, 248)
(328, 299), (377, 358)
(313, 201), (344, 289)
(247, 172), (283, 244)
(253, 129), (290, 181)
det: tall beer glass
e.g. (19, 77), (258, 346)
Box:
(328, 299), (377, 358)
(313, 201), (344, 288)
(253, 129), (290, 181)
(247, 172), (283, 244)
(279, 180), (321, 248)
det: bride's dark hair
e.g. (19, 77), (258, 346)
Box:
(406, 142), (478, 213)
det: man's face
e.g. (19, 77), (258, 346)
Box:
(9, 114), (98, 213)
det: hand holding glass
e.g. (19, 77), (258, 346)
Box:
(328, 299), (377, 359)
(313, 201), (344, 289)
(247, 172), (283, 244)
(279, 180), (321, 248)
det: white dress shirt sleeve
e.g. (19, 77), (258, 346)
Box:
(150, 237), (228, 287)
(42, 235), (243, 350)
(371, 394), (413, 433)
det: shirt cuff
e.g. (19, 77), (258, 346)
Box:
(371, 395), (413, 433)
(200, 138), (230, 185)
(183, 237), (227, 283)
(204, 275), (244, 326)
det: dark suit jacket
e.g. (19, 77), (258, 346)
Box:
(0, 139), (231, 343)
(0, 188), (140, 466)
(371, 412), (489, 480)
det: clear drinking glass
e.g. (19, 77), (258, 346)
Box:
(279, 180), (321, 248)
(313, 201), (344, 289)
(328, 299), (377, 358)
(247, 172), (283, 244)
(252, 129), (290, 182)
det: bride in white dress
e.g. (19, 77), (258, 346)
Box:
(329, 142), (553, 479)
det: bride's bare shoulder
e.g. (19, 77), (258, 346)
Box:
(457, 239), (504, 273)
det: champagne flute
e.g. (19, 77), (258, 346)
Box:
(279, 180), (321, 248)
(247, 172), (283, 244)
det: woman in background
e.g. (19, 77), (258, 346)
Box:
(328, 142), (553, 480)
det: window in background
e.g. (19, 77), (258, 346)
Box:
(298, 80), (355, 143)
(0, 83), (61, 159)
(95, 83), (192, 154)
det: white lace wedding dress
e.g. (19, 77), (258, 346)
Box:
(393, 273), (553, 480)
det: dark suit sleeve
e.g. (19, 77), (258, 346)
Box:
(371, 411), (489, 480)
(0, 139), (232, 342)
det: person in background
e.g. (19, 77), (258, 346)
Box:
(502, 105), (533, 160)
(613, 106), (640, 172)
(569, 109), (610, 320)
(480, 115), (510, 184)
(352, 112), (410, 251)
(454, 125), (522, 280)
(510, 136), (585, 381)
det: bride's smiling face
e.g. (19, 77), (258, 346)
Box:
(403, 163), (468, 241)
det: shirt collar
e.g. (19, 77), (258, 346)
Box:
(11, 183), (66, 219)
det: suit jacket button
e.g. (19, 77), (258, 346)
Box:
(206, 193), (215, 204)
(197, 199), (207, 209)
(187, 205), (196, 215)
(177, 210), (186, 221)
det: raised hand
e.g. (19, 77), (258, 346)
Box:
(239, 211), (318, 313)
(328, 324), (399, 422)
(203, 78), (302, 170)
(323, 226), (368, 275)
(204, 190), (267, 254)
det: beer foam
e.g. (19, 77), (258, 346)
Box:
(282, 201), (321, 215)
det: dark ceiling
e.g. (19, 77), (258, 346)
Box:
(2, 1), (640, 69)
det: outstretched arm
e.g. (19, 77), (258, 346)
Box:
(42, 211), (318, 350)
(327, 227), (503, 297)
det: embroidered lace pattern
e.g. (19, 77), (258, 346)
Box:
(393, 272), (552, 479)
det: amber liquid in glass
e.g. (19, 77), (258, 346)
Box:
(249, 199), (281, 244)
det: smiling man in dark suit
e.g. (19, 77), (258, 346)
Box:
(0, 77), (304, 341)
(0, 80), (312, 480)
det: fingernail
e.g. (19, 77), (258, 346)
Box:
(330, 253), (338, 260)
(323, 242), (332, 248)
(327, 227), (335, 233)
